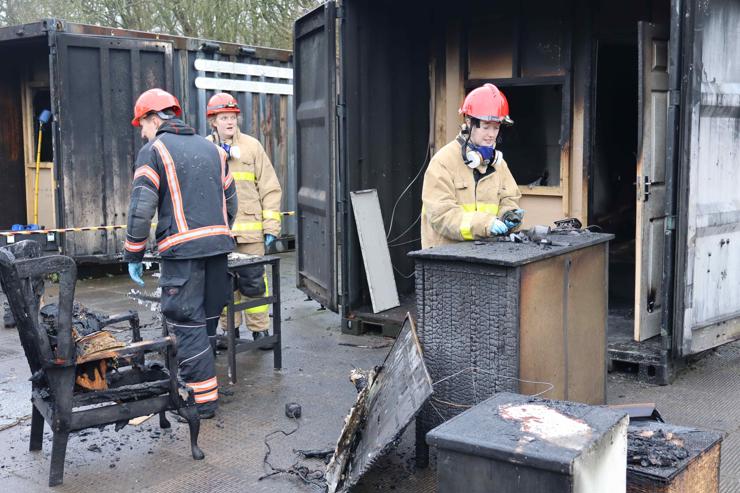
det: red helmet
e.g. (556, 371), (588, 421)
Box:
(459, 83), (513, 125)
(207, 93), (240, 116)
(131, 88), (181, 127)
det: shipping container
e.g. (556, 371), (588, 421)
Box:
(294, 0), (740, 366)
(0, 18), (295, 262)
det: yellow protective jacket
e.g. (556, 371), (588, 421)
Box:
(207, 128), (282, 244)
(421, 136), (521, 249)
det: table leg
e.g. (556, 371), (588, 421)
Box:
(272, 260), (282, 370)
(227, 288), (237, 384)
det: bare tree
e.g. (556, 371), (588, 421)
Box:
(0, 0), (318, 49)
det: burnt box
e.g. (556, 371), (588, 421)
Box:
(427, 392), (629, 493)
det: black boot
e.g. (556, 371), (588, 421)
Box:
(252, 330), (274, 350)
(172, 408), (215, 423)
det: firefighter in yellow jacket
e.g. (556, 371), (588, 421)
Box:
(206, 93), (282, 345)
(421, 83), (524, 249)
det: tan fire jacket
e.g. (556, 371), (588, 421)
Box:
(207, 128), (282, 244)
(421, 136), (521, 249)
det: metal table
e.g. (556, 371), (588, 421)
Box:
(142, 253), (282, 384)
(221, 254), (282, 384)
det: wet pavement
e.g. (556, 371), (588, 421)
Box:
(0, 251), (738, 492)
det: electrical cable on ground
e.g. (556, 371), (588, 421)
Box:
(259, 415), (327, 490)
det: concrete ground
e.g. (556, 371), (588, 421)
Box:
(0, 251), (738, 492)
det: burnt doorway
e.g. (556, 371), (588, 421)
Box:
(590, 41), (638, 335)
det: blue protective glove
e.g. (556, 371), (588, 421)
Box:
(504, 209), (526, 231)
(264, 234), (276, 249)
(128, 262), (145, 286)
(490, 219), (508, 236)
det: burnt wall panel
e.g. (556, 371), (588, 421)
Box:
(415, 260), (520, 436)
(54, 34), (172, 259)
(0, 48), (27, 229)
(106, 48), (137, 254)
(294, 3), (337, 309)
(139, 51), (167, 90)
(63, 45), (105, 256)
(344, 0), (433, 307)
(181, 49), (295, 238)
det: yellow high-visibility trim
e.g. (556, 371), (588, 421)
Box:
(461, 203), (498, 215)
(232, 221), (263, 232)
(246, 274), (270, 313)
(476, 203), (499, 215)
(233, 171), (256, 181)
(460, 212), (475, 240)
(262, 210), (282, 221)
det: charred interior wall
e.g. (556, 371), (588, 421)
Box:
(0, 48), (26, 230)
(590, 0), (670, 238)
(343, 0), (434, 308)
(0, 39), (47, 230)
(589, 0), (670, 302)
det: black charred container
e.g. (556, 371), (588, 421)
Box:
(0, 19), (294, 262)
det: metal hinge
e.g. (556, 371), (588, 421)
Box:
(638, 175), (664, 202)
(336, 5), (345, 19)
(336, 103), (345, 118)
(669, 89), (681, 106)
(665, 215), (676, 231)
(643, 175), (652, 202)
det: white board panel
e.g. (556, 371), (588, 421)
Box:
(350, 189), (400, 313)
(194, 58), (294, 80)
(194, 77), (293, 96)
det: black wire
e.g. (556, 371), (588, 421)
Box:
(386, 214), (421, 244)
(259, 417), (327, 490)
(385, 145), (431, 240)
(388, 237), (421, 248)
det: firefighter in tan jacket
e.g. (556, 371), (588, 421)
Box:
(206, 93), (282, 345)
(422, 84), (524, 249)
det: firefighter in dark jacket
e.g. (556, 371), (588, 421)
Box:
(123, 88), (238, 418)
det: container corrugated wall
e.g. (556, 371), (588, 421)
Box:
(177, 47), (296, 241)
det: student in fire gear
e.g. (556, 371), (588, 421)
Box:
(421, 83), (524, 249)
(124, 88), (238, 418)
(205, 93), (282, 347)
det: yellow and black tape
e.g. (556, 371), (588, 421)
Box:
(0, 211), (295, 238)
(0, 225), (127, 237)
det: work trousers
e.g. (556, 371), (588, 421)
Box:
(160, 254), (230, 412)
(219, 242), (270, 333)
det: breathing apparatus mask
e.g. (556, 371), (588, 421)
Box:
(458, 119), (498, 169)
(214, 137), (241, 161)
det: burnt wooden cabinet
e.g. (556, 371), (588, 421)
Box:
(410, 232), (612, 466)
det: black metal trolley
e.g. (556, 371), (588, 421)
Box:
(221, 254), (282, 384)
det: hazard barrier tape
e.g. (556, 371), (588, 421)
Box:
(0, 211), (296, 238)
(0, 225), (127, 237)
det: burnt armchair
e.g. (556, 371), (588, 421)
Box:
(0, 241), (204, 486)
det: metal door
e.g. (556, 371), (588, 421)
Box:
(294, 2), (338, 310)
(634, 23), (669, 341)
(52, 33), (173, 259)
(676, 0), (740, 355)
